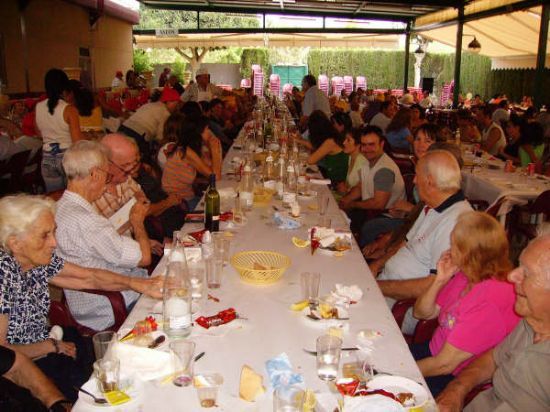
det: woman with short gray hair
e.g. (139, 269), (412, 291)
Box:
(0, 194), (163, 402)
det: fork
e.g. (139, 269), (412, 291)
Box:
(303, 348), (358, 356)
(75, 386), (108, 404)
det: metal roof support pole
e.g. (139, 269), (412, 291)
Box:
(403, 22), (411, 91)
(534, 3), (549, 110)
(453, 5), (464, 108)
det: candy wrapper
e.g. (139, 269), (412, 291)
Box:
(265, 353), (303, 389)
(273, 212), (301, 230)
(120, 316), (158, 341)
(196, 308), (237, 329)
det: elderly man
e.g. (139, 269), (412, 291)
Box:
(118, 86), (180, 161)
(299, 74), (331, 130)
(181, 67), (223, 103)
(339, 126), (405, 237)
(55, 140), (153, 331)
(374, 150), (472, 330)
(437, 234), (550, 412)
(95, 133), (181, 242)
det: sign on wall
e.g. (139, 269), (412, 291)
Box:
(155, 28), (179, 37)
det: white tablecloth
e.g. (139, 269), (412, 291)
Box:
(74, 147), (434, 412)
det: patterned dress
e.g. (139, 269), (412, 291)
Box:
(0, 250), (64, 344)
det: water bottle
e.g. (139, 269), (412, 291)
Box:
(286, 161), (297, 193)
(240, 161), (254, 211)
(163, 260), (192, 338)
(264, 151), (275, 181)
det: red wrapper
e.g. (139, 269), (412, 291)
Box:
(196, 308), (237, 329)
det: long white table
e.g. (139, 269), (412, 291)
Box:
(74, 147), (434, 412)
(461, 151), (549, 205)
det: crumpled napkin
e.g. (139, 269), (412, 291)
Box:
(343, 395), (405, 412)
(332, 284), (363, 302)
(273, 212), (302, 229)
(310, 178), (331, 185)
(112, 341), (172, 381)
(265, 353), (303, 389)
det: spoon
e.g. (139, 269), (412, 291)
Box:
(75, 386), (108, 404)
(148, 335), (166, 349)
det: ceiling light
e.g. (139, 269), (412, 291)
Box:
(467, 36), (481, 53)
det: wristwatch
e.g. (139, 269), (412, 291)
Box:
(49, 399), (73, 412)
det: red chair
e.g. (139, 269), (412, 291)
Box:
(49, 289), (128, 337)
(391, 299), (438, 344)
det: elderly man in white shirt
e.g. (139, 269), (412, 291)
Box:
(181, 67), (224, 103)
(372, 150), (472, 332)
(55, 140), (153, 331)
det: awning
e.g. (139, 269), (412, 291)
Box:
(419, 6), (549, 69)
(134, 32), (400, 49)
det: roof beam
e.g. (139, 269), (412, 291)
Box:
(133, 27), (407, 35)
(137, 2), (414, 22)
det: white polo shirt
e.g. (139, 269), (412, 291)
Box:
(379, 191), (472, 282)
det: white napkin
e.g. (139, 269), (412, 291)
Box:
(310, 178), (331, 185)
(333, 284), (363, 302)
(343, 395), (405, 412)
(113, 342), (172, 381)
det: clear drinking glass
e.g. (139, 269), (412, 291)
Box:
(300, 272), (320, 306)
(316, 335), (342, 381)
(317, 193), (329, 216)
(170, 340), (196, 387)
(93, 358), (120, 393)
(194, 372), (223, 408)
(92, 331), (117, 361)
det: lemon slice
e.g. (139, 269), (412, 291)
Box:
(292, 237), (310, 248)
(290, 300), (309, 311)
(302, 389), (316, 411)
(308, 204), (319, 211)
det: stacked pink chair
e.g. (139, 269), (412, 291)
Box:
(356, 76), (367, 91)
(252, 65), (264, 97)
(269, 74), (281, 99)
(331, 76), (344, 97)
(318, 75), (329, 96)
(240, 78), (252, 88)
(343, 76), (354, 95)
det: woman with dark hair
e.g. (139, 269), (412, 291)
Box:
(500, 114), (525, 164)
(330, 111), (352, 134)
(65, 79), (104, 139)
(306, 110), (349, 184)
(518, 121), (545, 167)
(385, 107), (413, 151)
(161, 115), (215, 211)
(335, 128), (367, 196)
(35, 68), (84, 193)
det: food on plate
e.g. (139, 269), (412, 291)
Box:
(239, 365), (266, 402)
(290, 300), (309, 311)
(336, 378), (417, 407)
(396, 392), (414, 406)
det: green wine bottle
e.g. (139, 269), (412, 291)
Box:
(204, 174), (220, 232)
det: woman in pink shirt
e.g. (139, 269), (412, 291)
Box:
(411, 211), (520, 396)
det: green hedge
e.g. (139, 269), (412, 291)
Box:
(307, 49), (494, 97)
(240, 48), (270, 79)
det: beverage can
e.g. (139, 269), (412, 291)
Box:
(505, 160), (513, 173)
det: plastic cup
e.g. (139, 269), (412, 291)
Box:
(170, 340), (196, 387)
(194, 372), (223, 408)
(316, 335), (342, 381)
(318, 216), (331, 228)
(206, 256), (224, 289)
(273, 385), (305, 412)
(317, 193), (329, 215)
(92, 331), (117, 361)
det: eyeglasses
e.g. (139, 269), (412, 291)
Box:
(109, 159), (139, 176)
(97, 167), (113, 184)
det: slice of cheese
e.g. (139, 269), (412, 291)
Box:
(239, 365), (265, 402)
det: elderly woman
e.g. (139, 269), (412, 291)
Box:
(411, 211), (520, 396)
(0, 194), (163, 402)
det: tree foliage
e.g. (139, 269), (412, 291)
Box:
(240, 48), (270, 79)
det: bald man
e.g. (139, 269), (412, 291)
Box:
(373, 151), (472, 332)
(96, 133), (184, 242)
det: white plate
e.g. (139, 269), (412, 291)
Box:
(118, 328), (168, 350)
(300, 306), (349, 328)
(78, 377), (143, 410)
(366, 375), (429, 410)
